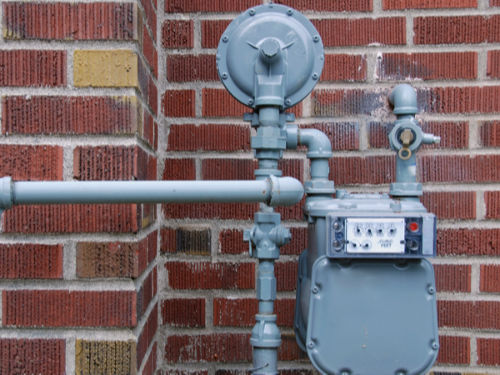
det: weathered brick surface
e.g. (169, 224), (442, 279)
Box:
(0, 339), (65, 374)
(0, 244), (63, 279)
(0, 50), (66, 87)
(141, 0), (157, 40)
(437, 228), (500, 256)
(167, 55), (217, 82)
(438, 300), (500, 329)
(330, 156), (395, 185)
(163, 202), (258, 220)
(271, 0), (372, 11)
(137, 269), (157, 319)
(162, 158), (196, 180)
(414, 16), (500, 44)
(75, 340), (137, 375)
(275, 262), (298, 291)
(487, 50), (500, 78)
(312, 88), (388, 117)
(493, 0), (500, 5)
(420, 86), (500, 114)
(321, 54), (367, 82)
(162, 298), (206, 327)
(481, 121), (500, 147)
(143, 342), (157, 375)
(167, 124), (251, 151)
(485, 191), (500, 219)
(165, 262), (255, 290)
(383, 0), (477, 9)
(202, 159), (256, 180)
(378, 52), (477, 80)
(2, 290), (138, 327)
(0, 145), (63, 181)
(301, 123), (359, 151)
(76, 232), (156, 278)
(143, 110), (158, 150)
(477, 338), (500, 365)
(368, 121), (469, 149)
(165, 0), (260, 13)
(160, 227), (211, 255)
(201, 20), (231, 48)
(312, 18), (406, 47)
(1, 96), (140, 135)
(220, 227), (307, 255)
(142, 25), (158, 77)
(419, 155), (500, 183)
(137, 304), (158, 370)
(421, 191), (476, 220)
(73, 146), (153, 181)
(163, 20), (193, 48)
(162, 90), (196, 117)
(2, 2), (137, 40)
(165, 333), (252, 363)
(436, 336), (470, 365)
(480, 264), (500, 293)
(434, 264), (471, 293)
(213, 298), (295, 327)
(1, 204), (147, 233)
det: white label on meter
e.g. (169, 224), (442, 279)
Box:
(345, 218), (406, 254)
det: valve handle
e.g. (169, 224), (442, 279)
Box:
(398, 128), (414, 160)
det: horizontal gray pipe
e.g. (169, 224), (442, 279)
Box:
(0, 176), (304, 209)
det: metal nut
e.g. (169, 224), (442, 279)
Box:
(248, 98), (254, 105)
(221, 72), (228, 79)
(312, 286), (319, 294)
(222, 35), (229, 42)
(307, 341), (315, 349)
(285, 99), (291, 105)
(432, 342), (439, 350)
(249, 8), (256, 15)
(312, 73), (319, 80)
(313, 35), (320, 42)
(287, 8), (293, 15)
(428, 286), (435, 295)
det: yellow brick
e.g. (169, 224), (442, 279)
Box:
(75, 339), (137, 375)
(74, 50), (139, 88)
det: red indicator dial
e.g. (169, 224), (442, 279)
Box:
(409, 222), (419, 232)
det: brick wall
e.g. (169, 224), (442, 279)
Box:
(0, 0), (499, 374)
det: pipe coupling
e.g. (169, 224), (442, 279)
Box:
(267, 175), (304, 206)
(0, 177), (13, 210)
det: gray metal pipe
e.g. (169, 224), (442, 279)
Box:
(0, 176), (304, 209)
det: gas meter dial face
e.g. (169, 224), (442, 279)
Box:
(345, 218), (405, 254)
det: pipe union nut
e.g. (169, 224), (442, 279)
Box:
(0, 177), (13, 210)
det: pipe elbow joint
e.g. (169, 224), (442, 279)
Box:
(389, 84), (418, 116)
(268, 176), (304, 207)
(298, 128), (332, 159)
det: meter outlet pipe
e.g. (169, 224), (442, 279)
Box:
(0, 176), (304, 212)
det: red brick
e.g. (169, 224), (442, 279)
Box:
(140, 0), (157, 40)
(487, 50), (500, 78)
(73, 146), (153, 181)
(201, 20), (231, 48)
(142, 25), (158, 77)
(162, 20), (193, 48)
(321, 54), (367, 82)
(143, 110), (157, 150)
(2, 290), (137, 327)
(137, 304), (158, 369)
(436, 336), (470, 365)
(202, 159), (256, 180)
(421, 86), (500, 114)
(434, 264), (471, 293)
(143, 342), (157, 375)
(165, 0), (260, 13)
(163, 202), (258, 220)
(165, 333), (252, 363)
(301, 123), (359, 151)
(148, 230), (158, 264)
(330, 156), (395, 185)
(481, 121), (500, 147)
(137, 269), (157, 318)
(162, 90), (195, 117)
(312, 18), (406, 47)
(493, 0), (500, 5)
(279, 334), (306, 361)
(148, 74), (158, 116)
(165, 262), (254, 290)
(202, 89), (302, 118)
(276, 262), (298, 291)
(2, 2), (137, 40)
(438, 300), (500, 329)
(2, 96), (140, 135)
(0, 339), (65, 374)
(437, 228), (500, 256)
(421, 191), (476, 220)
(480, 264), (500, 292)
(275, 196), (305, 221)
(270, 0), (372, 11)
(485, 191), (500, 219)
(312, 88), (388, 117)
(162, 298), (205, 327)
(167, 55), (218, 82)
(414, 16), (500, 44)
(76, 235), (156, 278)
(2, 204), (147, 234)
(160, 227), (211, 255)
(419, 155), (500, 183)
(477, 338), (500, 365)
(0, 50), (66, 87)
(0, 244), (63, 279)
(213, 298), (294, 327)
(384, 0), (477, 9)
(167, 124), (251, 151)
(162, 159), (196, 180)
(368, 121), (469, 150)
(0, 145), (63, 181)
(379, 52), (477, 80)
(162, 372), (208, 375)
